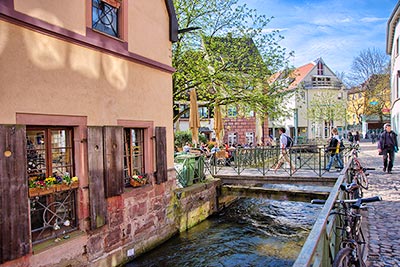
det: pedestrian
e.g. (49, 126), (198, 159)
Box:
(273, 127), (295, 172)
(183, 142), (191, 153)
(371, 131), (376, 144)
(325, 127), (344, 172)
(354, 131), (360, 144)
(378, 123), (398, 174)
(348, 132), (354, 143)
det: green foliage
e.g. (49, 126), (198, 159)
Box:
(306, 90), (346, 128)
(174, 131), (191, 148)
(174, 130), (208, 148)
(362, 73), (391, 121)
(172, 0), (293, 122)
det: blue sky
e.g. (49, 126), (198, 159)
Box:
(240, 0), (396, 74)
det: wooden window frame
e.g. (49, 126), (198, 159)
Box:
(26, 127), (75, 180)
(117, 120), (154, 187)
(123, 128), (146, 186)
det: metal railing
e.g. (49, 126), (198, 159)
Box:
(293, 152), (354, 266)
(30, 189), (78, 244)
(205, 145), (351, 177)
(174, 144), (352, 187)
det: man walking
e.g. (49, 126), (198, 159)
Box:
(273, 127), (295, 172)
(325, 127), (344, 172)
(378, 123), (398, 174)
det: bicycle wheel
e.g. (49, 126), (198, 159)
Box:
(332, 247), (366, 267)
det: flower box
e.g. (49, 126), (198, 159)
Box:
(55, 181), (79, 192)
(130, 178), (147, 188)
(29, 187), (55, 197)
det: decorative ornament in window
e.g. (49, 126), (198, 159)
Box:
(92, 0), (120, 38)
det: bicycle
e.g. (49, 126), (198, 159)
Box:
(312, 195), (382, 267)
(349, 149), (375, 198)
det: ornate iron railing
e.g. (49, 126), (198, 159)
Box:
(205, 145), (351, 177)
(174, 144), (351, 187)
(30, 188), (78, 244)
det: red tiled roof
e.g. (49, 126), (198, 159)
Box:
(288, 62), (315, 89)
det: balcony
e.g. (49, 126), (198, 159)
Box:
(303, 80), (342, 89)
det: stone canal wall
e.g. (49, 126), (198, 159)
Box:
(1, 173), (223, 267)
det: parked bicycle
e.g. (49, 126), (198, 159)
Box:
(348, 149), (375, 198)
(312, 195), (382, 267)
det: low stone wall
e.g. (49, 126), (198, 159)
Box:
(1, 172), (223, 267)
(174, 178), (221, 232)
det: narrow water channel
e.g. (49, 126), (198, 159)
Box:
(126, 198), (320, 267)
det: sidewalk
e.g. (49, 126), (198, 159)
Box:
(356, 142), (400, 266)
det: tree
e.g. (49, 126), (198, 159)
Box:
(346, 48), (390, 124)
(362, 74), (391, 123)
(173, 0), (293, 122)
(306, 90), (346, 131)
(347, 47), (389, 86)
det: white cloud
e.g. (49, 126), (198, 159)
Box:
(240, 0), (393, 74)
(359, 17), (387, 23)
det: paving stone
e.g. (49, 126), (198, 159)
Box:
(353, 143), (400, 267)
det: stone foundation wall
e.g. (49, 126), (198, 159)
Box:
(0, 172), (222, 267)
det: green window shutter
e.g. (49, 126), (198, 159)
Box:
(87, 126), (107, 229)
(155, 127), (167, 184)
(0, 125), (30, 263)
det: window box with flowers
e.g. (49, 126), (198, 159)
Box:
(129, 174), (148, 188)
(29, 174), (79, 197)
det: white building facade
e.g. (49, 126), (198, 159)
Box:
(387, 2), (400, 134)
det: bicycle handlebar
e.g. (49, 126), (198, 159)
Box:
(311, 195), (382, 206)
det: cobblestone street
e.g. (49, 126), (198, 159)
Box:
(357, 142), (400, 267)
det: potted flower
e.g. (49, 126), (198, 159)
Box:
(130, 174), (147, 187)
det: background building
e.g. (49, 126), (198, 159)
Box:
(270, 58), (346, 141)
(386, 1), (400, 135)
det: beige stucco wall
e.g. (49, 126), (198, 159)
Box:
(0, 20), (174, 166)
(14, 0), (86, 35)
(129, 0), (172, 65)
(13, 0), (173, 66)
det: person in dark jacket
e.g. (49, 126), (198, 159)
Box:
(325, 127), (344, 172)
(378, 123), (398, 174)
(354, 131), (360, 144)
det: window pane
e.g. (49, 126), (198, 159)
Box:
(51, 129), (73, 178)
(124, 129), (145, 185)
(27, 130), (47, 180)
(92, 0), (119, 37)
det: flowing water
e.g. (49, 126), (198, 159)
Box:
(126, 198), (320, 267)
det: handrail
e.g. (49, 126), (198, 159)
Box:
(203, 145), (351, 177)
(293, 156), (352, 266)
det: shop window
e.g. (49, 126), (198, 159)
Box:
(245, 132), (254, 145)
(123, 128), (145, 186)
(26, 127), (77, 244)
(92, 0), (120, 38)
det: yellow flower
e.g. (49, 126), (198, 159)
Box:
(72, 176), (79, 182)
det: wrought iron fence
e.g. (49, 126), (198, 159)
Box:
(174, 144), (352, 187)
(30, 188), (78, 244)
(205, 145), (351, 177)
